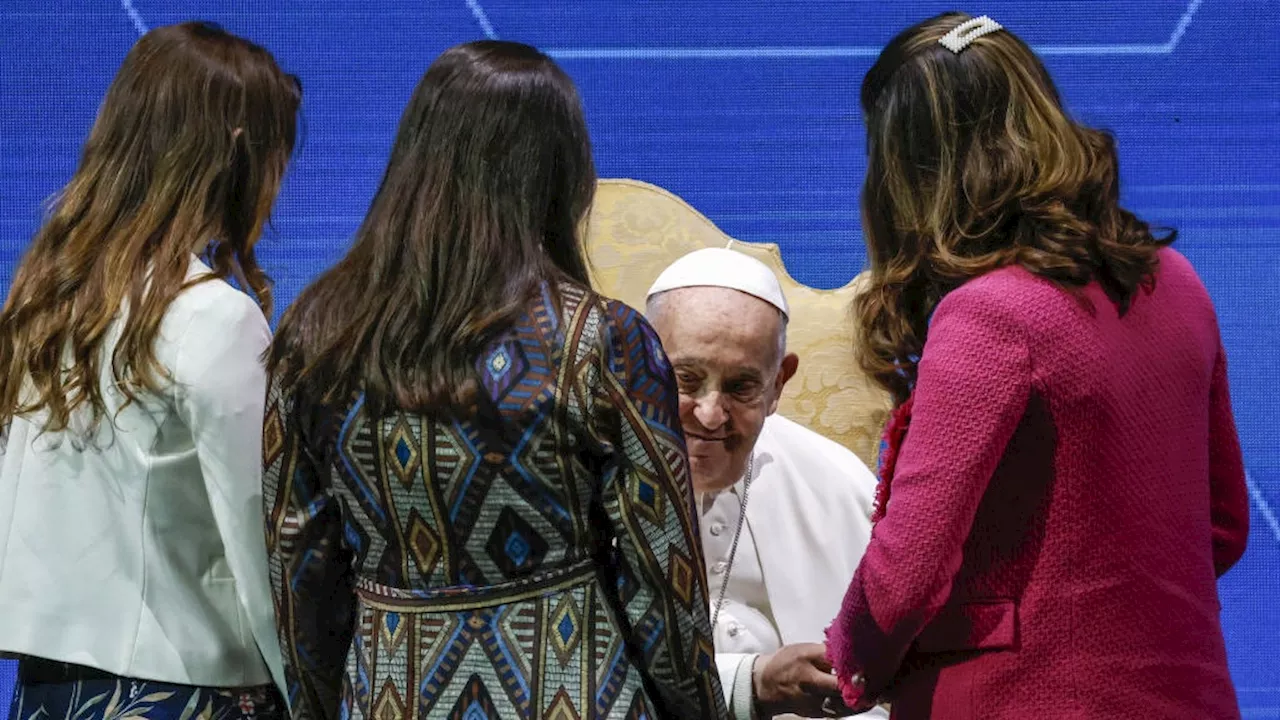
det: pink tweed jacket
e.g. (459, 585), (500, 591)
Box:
(826, 248), (1249, 719)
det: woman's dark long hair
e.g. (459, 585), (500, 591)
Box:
(0, 22), (300, 434)
(269, 40), (595, 413)
(854, 12), (1174, 404)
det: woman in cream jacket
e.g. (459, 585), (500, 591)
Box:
(0, 22), (300, 720)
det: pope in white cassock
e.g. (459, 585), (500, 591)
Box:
(644, 248), (888, 720)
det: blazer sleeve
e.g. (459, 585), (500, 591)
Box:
(170, 291), (287, 694)
(591, 301), (729, 719)
(826, 286), (1031, 708)
(1208, 344), (1248, 576)
(262, 373), (355, 720)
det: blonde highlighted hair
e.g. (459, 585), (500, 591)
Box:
(0, 22), (301, 433)
(855, 12), (1173, 404)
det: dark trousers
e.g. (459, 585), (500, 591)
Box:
(9, 655), (283, 720)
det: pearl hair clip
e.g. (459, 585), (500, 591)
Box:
(938, 15), (1003, 54)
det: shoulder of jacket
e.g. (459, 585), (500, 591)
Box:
(948, 266), (1049, 306)
(168, 278), (267, 329)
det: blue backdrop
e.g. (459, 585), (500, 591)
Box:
(1, 1), (1277, 716)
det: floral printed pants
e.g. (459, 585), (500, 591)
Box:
(8, 656), (283, 720)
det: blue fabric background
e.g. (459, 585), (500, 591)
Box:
(1, 1), (1276, 715)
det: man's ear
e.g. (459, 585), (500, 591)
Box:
(767, 352), (800, 415)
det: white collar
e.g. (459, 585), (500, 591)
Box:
(697, 467), (750, 515)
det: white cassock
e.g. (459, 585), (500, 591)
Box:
(701, 413), (889, 720)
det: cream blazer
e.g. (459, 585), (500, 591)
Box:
(0, 257), (285, 694)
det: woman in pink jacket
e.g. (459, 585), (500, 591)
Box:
(825, 12), (1249, 719)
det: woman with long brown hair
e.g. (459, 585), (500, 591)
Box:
(0, 22), (300, 720)
(824, 12), (1249, 719)
(263, 40), (726, 720)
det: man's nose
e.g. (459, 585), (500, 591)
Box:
(692, 392), (728, 431)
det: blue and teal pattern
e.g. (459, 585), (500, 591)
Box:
(262, 283), (727, 719)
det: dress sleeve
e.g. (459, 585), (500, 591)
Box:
(263, 373), (355, 720)
(826, 286), (1031, 708)
(590, 301), (729, 719)
(170, 291), (287, 694)
(1207, 344), (1248, 576)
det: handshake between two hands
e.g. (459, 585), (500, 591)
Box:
(752, 642), (866, 718)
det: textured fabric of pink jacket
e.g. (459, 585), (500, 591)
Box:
(826, 248), (1249, 719)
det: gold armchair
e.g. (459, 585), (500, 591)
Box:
(584, 179), (891, 469)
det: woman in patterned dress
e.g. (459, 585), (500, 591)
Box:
(0, 22), (300, 720)
(263, 41), (728, 720)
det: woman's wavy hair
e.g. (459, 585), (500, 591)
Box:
(0, 22), (301, 434)
(855, 12), (1174, 404)
(268, 41), (594, 414)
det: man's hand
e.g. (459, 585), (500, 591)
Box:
(752, 643), (852, 718)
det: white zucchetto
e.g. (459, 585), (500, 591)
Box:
(645, 247), (790, 319)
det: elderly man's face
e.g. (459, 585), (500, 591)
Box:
(649, 286), (798, 494)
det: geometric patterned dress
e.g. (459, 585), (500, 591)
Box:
(262, 283), (729, 720)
